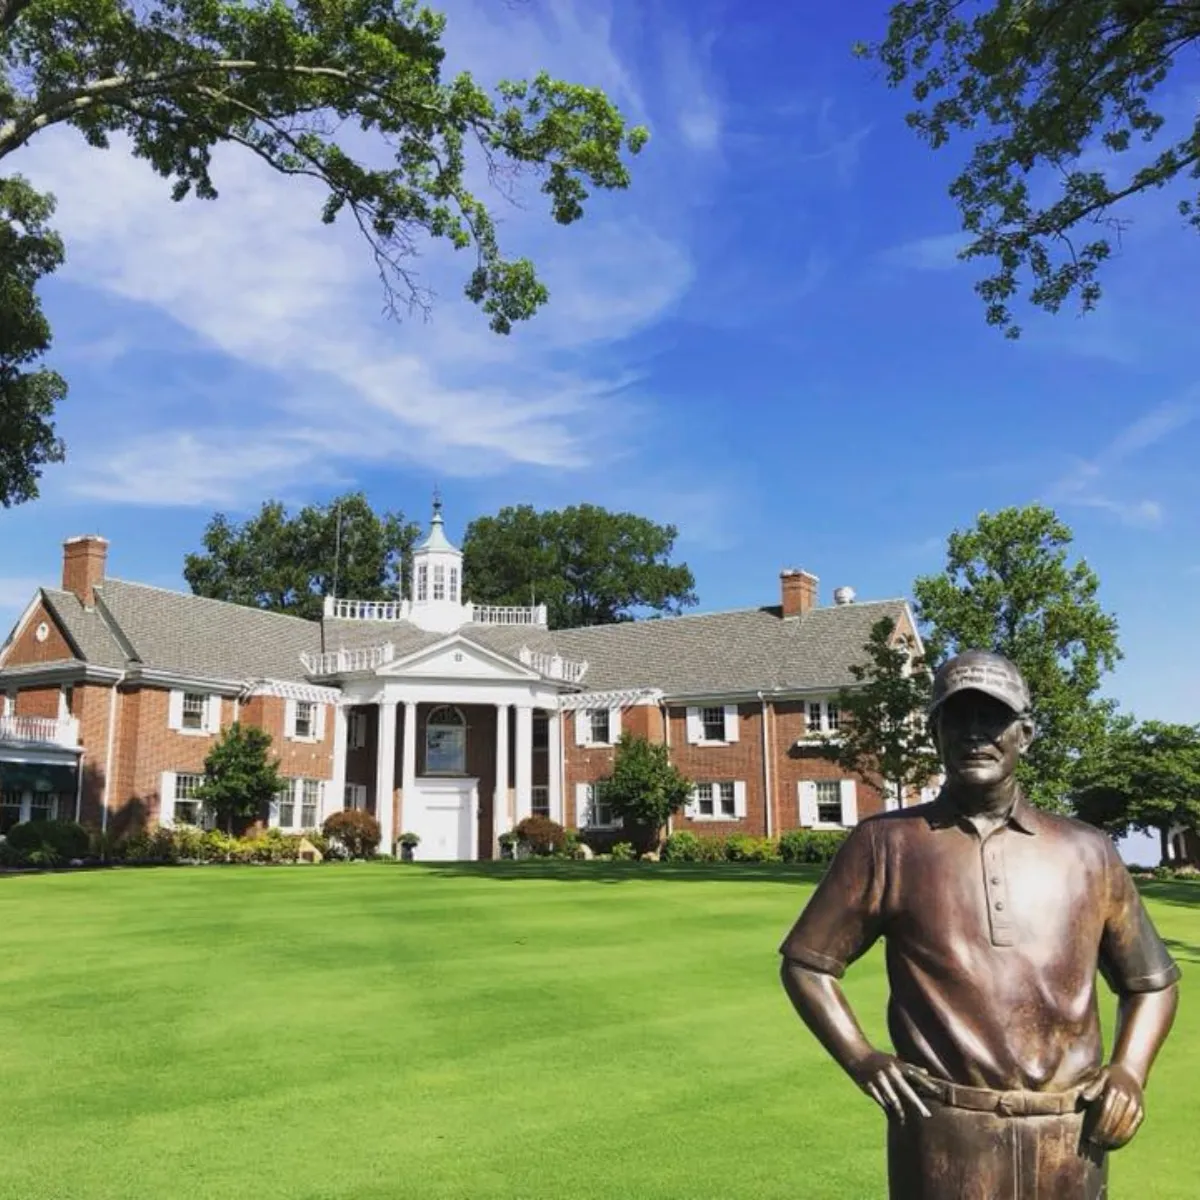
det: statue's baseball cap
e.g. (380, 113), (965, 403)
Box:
(928, 650), (1032, 718)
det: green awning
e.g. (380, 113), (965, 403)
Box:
(0, 762), (77, 794)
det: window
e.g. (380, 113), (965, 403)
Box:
(577, 782), (618, 828)
(696, 782), (735, 819)
(300, 780), (321, 828)
(806, 700), (839, 736)
(182, 692), (207, 731)
(426, 706), (466, 774)
(174, 773), (204, 826)
(1, 790), (22, 833)
(344, 782), (367, 811)
(533, 712), (549, 751)
(532, 785), (550, 819)
(417, 564), (428, 602)
(826, 701), (840, 733)
(294, 701), (315, 739)
(432, 563), (446, 601)
(276, 781), (295, 829)
(349, 711), (368, 750)
(588, 709), (610, 745)
(701, 707), (725, 742)
(449, 567), (459, 603)
(816, 780), (842, 826)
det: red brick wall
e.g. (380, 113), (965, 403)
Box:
(75, 683), (115, 827)
(3, 599), (74, 667)
(14, 686), (61, 719)
(247, 696), (334, 780)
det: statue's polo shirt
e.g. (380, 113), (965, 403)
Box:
(779, 792), (1180, 1093)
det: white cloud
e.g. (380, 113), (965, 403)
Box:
(12, 0), (705, 508)
(0, 578), (40, 612)
(880, 232), (969, 273)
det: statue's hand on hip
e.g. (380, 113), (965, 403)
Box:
(847, 1051), (932, 1123)
(1081, 1064), (1145, 1151)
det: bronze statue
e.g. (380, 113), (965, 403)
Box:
(779, 650), (1180, 1198)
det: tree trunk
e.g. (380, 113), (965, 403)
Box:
(1159, 825), (1171, 866)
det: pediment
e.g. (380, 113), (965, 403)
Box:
(377, 635), (538, 682)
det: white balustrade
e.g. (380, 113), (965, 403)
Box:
(517, 647), (589, 683)
(324, 598), (409, 621)
(0, 714), (80, 748)
(301, 642), (396, 676)
(470, 604), (548, 627)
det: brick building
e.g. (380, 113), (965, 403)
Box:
(0, 501), (926, 859)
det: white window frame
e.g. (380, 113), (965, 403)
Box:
(575, 781), (621, 830)
(168, 690), (220, 736)
(432, 563), (446, 601)
(270, 778), (324, 832)
(575, 707), (621, 748)
(416, 563), (428, 602)
(685, 704), (740, 745)
(344, 782), (368, 811)
(1, 787), (69, 830)
(425, 705), (467, 775)
(685, 780), (747, 822)
(160, 771), (208, 828)
(449, 566), (459, 603)
(531, 784), (550, 819)
(798, 779), (858, 829)
(285, 698), (325, 743)
(805, 698), (841, 737)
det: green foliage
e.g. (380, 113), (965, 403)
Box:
(4, 818), (90, 863)
(196, 721), (285, 831)
(0, 0), (646, 505)
(823, 615), (940, 806)
(914, 505), (1121, 811)
(661, 830), (702, 862)
(859, 1), (1200, 336)
(598, 733), (694, 852)
(112, 825), (310, 864)
(514, 815), (565, 856)
(609, 840), (636, 861)
(1073, 717), (1200, 863)
(0, 176), (66, 506)
(724, 833), (780, 863)
(462, 504), (697, 628)
(322, 808), (381, 858)
(778, 829), (848, 864)
(184, 492), (420, 618)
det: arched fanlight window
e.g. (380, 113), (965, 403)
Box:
(425, 705), (467, 774)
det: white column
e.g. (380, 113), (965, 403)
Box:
(401, 700), (418, 834)
(494, 703), (511, 837)
(547, 708), (563, 825)
(515, 704), (533, 823)
(328, 703), (349, 819)
(376, 701), (397, 855)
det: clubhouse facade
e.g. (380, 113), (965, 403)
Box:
(0, 502), (932, 860)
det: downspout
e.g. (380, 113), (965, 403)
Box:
(660, 699), (673, 837)
(758, 691), (773, 839)
(100, 672), (125, 835)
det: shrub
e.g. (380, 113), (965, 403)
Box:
(610, 841), (636, 861)
(694, 835), (728, 862)
(5, 820), (90, 864)
(170, 823), (207, 862)
(778, 829), (848, 864)
(118, 827), (180, 864)
(514, 815), (565, 856)
(662, 831), (703, 862)
(557, 829), (586, 860)
(323, 809), (382, 859)
(724, 833), (780, 862)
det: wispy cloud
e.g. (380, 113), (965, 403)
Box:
(14, 0), (708, 510)
(880, 232), (969, 273)
(0, 579), (40, 613)
(1045, 395), (1200, 526)
(659, 22), (722, 153)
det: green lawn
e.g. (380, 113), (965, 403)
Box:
(0, 863), (1196, 1199)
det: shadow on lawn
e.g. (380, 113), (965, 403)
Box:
(1135, 880), (1200, 910)
(414, 861), (830, 886)
(1163, 938), (1200, 967)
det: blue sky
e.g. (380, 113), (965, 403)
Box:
(3, 0), (1199, 765)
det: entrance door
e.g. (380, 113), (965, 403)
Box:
(407, 779), (477, 861)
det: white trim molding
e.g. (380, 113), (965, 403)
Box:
(241, 678), (342, 705)
(556, 688), (663, 712)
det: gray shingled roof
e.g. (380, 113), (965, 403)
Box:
(96, 580), (321, 682)
(40, 589), (127, 670)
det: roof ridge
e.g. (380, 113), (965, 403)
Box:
(103, 578), (321, 627)
(552, 605), (777, 635)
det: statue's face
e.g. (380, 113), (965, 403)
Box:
(934, 690), (1034, 788)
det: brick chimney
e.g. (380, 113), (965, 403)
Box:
(780, 569), (819, 617)
(62, 535), (109, 608)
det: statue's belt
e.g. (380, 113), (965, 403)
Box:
(903, 1066), (1096, 1117)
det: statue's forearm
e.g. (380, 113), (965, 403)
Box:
(780, 959), (876, 1074)
(1110, 985), (1179, 1088)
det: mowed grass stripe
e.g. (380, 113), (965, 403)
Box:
(0, 864), (1194, 1199)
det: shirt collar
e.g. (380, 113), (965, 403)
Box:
(927, 786), (1040, 836)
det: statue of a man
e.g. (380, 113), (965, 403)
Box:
(779, 650), (1180, 1197)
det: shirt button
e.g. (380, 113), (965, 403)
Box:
(994, 901), (1005, 911)
(991, 876), (1001, 885)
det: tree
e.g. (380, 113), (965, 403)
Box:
(913, 505), (1121, 811)
(598, 733), (694, 854)
(197, 721), (285, 834)
(859, 2), (1200, 337)
(0, 0), (648, 504)
(184, 491), (420, 619)
(462, 504), (698, 629)
(821, 615), (941, 810)
(1074, 718), (1200, 864)
(0, 176), (65, 507)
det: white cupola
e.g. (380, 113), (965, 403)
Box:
(409, 494), (468, 632)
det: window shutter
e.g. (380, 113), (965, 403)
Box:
(684, 786), (699, 819)
(575, 782), (591, 827)
(724, 705), (739, 743)
(798, 781), (818, 827)
(315, 703), (327, 742)
(733, 781), (747, 819)
(160, 771), (176, 827)
(686, 707), (702, 744)
(205, 695), (222, 734)
(574, 711), (588, 747)
(840, 780), (859, 826)
(284, 698), (297, 739)
(167, 690), (184, 731)
(609, 707), (622, 744)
